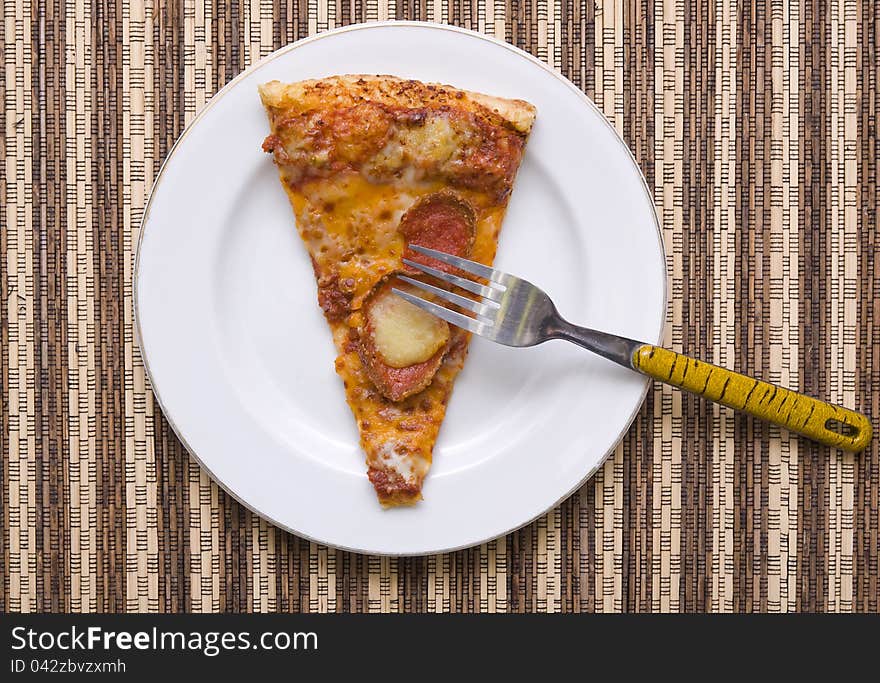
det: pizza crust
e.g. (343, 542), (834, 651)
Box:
(258, 74), (536, 134)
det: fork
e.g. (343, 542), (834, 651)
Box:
(394, 245), (872, 453)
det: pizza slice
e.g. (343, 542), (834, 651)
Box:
(259, 75), (535, 506)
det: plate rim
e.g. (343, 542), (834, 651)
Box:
(134, 20), (668, 556)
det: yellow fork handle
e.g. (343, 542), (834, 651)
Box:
(632, 345), (872, 453)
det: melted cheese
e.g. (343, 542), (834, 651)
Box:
(284, 172), (507, 502)
(283, 173), (507, 504)
(290, 176), (436, 307)
(376, 442), (417, 482)
(366, 114), (463, 178)
(367, 287), (450, 367)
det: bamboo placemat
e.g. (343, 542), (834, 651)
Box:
(1, 1), (877, 613)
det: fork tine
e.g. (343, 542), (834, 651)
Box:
(392, 289), (492, 337)
(401, 258), (503, 301)
(397, 275), (499, 320)
(408, 245), (503, 282)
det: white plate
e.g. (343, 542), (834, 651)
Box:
(135, 21), (666, 555)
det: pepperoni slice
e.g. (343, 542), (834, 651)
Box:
(358, 277), (450, 402)
(362, 351), (444, 402)
(398, 192), (476, 274)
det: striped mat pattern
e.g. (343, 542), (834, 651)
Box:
(1, 2), (877, 612)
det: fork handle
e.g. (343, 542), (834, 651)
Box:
(631, 345), (872, 453)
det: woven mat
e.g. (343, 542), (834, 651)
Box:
(2, 2), (878, 613)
